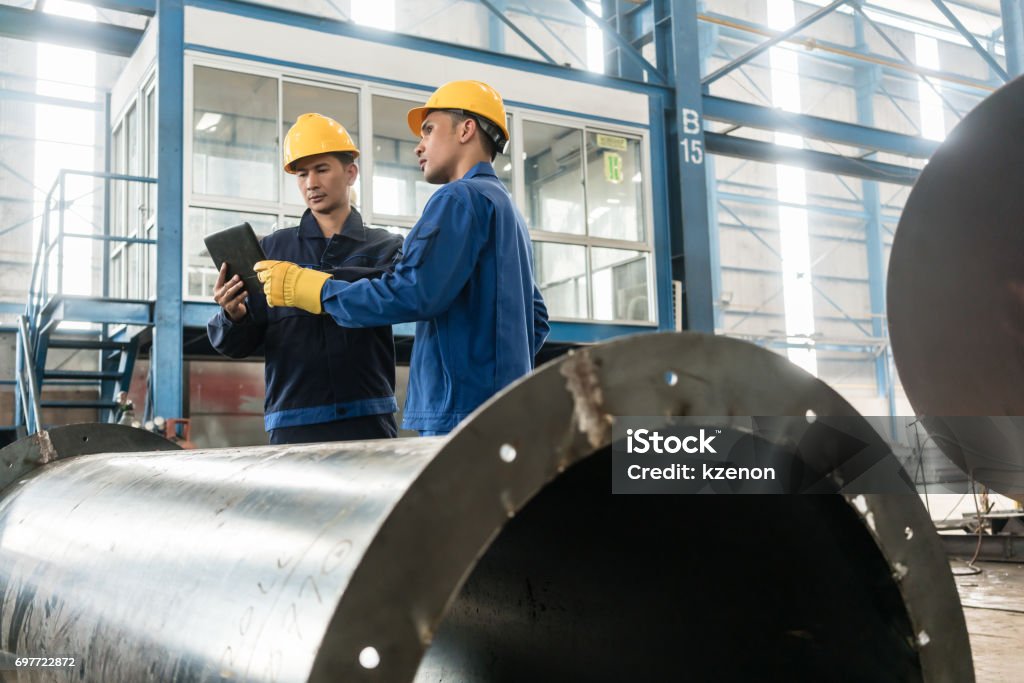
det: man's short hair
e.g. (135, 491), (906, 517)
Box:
(445, 111), (504, 161)
(331, 151), (356, 166)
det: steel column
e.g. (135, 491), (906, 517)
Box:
(1000, 0), (1024, 76)
(153, 0), (185, 420)
(854, 14), (891, 412)
(663, 0), (714, 332)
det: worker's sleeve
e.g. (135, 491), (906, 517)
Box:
(532, 283), (550, 358)
(207, 307), (266, 359)
(319, 193), (486, 327)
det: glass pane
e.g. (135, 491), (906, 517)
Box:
(145, 86), (156, 222)
(192, 66), (278, 201)
(533, 241), (587, 319)
(493, 113), (513, 189)
(186, 207), (277, 298)
(590, 247), (651, 322)
(282, 83), (360, 207)
(372, 94), (439, 217)
(126, 104), (141, 236)
(585, 132), (645, 242)
(523, 121), (585, 235)
(111, 124), (125, 237)
(146, 223), (156, 298)
(111, 251), (124, 299)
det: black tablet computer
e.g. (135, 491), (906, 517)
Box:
(203, 222), (267, 299)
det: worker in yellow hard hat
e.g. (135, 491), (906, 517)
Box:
(256, 80), (549, 436)
(209, 113), (404, 444)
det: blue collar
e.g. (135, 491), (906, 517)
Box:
(298, 207), (367, 242)
(462, 161), (497, 180)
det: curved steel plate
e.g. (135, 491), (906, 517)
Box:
(887, 75), (1024, 497)
(0, 334), (971, 682)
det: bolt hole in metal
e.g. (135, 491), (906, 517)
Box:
(499, 444), (517, 464)
(664, 370), (679, 386)
(415, 445), (925, 682)
(358, 646), (380, 670)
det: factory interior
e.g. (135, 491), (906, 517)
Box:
(0, 0), (1022, 680)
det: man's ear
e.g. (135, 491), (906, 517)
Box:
(458, 118), (476, 145)
(347, 162), (359, 186)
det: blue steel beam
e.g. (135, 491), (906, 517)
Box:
(154, 0), (185, 419)
(702, 0), (849, 85)
(568, 0), (667, 84)
(0, 5), (143, 57)
(603, 0), (645, 80)
(705, 133), (919, 185)
(698, 0), (723, 331)
(702, 96), (939, 158)
(667, 0), (714, 332)
(0, 88), (104, 111)
(477, 0), (558, 65)
(930, 0), (1011, 81)
(83, 0), (156, 15)
(1001, 0), (1024, 76)
(854, 12), (893, 416)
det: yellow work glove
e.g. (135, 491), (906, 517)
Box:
(254, 260), (332, 314)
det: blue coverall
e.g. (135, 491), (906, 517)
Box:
(207, 208), (404, 444)
(317, 162), (550, 435)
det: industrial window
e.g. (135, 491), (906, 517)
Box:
(182, 59), (653, 325)
(524, 118), (653, 323)
(186, 65), (363, 297)
(192, 66), (278, 202)
(110, 120), (125, 299)
(532, 242), (588, 319)
(524, 121), (585, 236)
(281, 82), (360, 211)
(186, 207), (277, 297)
(371, 94), (439, 221)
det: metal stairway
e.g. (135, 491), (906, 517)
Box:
(14, 169), (157, 434)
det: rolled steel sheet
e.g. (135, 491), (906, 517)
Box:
(887, 75), (1024, 499)
(0, 333), (971, 681)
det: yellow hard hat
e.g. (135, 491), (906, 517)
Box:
(283, 113), (359, 173)
(407, 80), (510, 144)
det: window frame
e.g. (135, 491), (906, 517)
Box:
(181, 52), (658, 326)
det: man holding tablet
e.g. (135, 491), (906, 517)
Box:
(255, 81), (549, 436)
(208, 113), (403, 444)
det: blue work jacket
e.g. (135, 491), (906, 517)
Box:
(207, 208), (403, 431)
(319, 162), (550, 434)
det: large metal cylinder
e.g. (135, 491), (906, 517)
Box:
(0, 334), (971, 681)
(888, 74), (1024, 499)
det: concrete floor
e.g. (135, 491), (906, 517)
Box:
(952, 560), (1024, 683)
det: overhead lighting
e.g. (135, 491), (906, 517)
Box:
(607, 198), (620, 204)
(502, 163), (512, 172)
(195, 112), (222, 131)
(632, 172), (642, 183)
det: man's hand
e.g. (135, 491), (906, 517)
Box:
(255, 260), (332, 314)
(213, 263), (248, 322)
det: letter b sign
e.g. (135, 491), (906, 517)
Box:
(681, 108), (701, 135)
